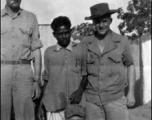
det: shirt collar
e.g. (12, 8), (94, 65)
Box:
(1, 8), (7, 17)
(88, 30), (120, 45)
(1, 5), (23, 18)
(56, 40), (73, 52)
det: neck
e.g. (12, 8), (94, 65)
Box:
(58, 43), (70, 48)
(6, 5), (20, 16)
(95, 30), (110, 41)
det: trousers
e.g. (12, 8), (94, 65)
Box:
(1, 64), (35, 120)
(86, 96), (129, 120)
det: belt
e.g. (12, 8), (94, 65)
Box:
(1, 60), (31, 65)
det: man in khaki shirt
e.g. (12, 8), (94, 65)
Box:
(83, 3), (136, 120)
(1, 0), (43, 120)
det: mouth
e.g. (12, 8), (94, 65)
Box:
(98, 27), (105, 30)
(62, 41), (68, 44)
(99, 29), (106, 32)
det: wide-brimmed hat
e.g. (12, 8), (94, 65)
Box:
(85, 3), (118, 20)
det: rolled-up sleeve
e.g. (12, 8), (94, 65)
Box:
(122, 37), (134, 66)
(31, 15), (43, 51)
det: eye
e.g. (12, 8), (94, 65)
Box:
(65, 31), (71, 35)
(57, 33), (62, 36)
(102, 20), (108, 23)
(65, 32), (69, 35)
(95, 20), (101, 24)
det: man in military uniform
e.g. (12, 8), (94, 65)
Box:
(83, 3), (136, 120)
(1, 0), (43, 120)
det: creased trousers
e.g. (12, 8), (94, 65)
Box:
(1, 64), (35, 120)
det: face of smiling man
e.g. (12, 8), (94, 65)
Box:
(93, 15), (112, 37)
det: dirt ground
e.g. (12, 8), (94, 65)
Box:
(10, 101), (151, 120)
(129, 101), (151, 120)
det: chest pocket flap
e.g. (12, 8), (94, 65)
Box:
(19, 26), (32, 35)
(1, 27), (7, 34)
(108, 53), (122, 63)
(87, 50), (98, 64)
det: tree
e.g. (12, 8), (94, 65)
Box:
(117, 0), (151, 40)
(117, 0), (151, 106)
(72, 22), (95, 36)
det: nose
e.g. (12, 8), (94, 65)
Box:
(99, 22), (104, 28)
(62, 33), (66, 38)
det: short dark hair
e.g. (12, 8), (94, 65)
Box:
(51, 16), (71, 32)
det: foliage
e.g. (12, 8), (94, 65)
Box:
(117, 0), (151, 40)
(72, 22), (95, 36)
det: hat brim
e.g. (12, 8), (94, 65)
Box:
(85, 9), (118, 20)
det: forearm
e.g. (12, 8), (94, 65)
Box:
(69, 75), (88, 103)
(33, 49), (42, 82)
(127, 64), (135, 94)
(42, 80), (48, 95)
(78, 75), (88, 91)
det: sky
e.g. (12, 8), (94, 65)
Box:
(1, 0), (130, 33)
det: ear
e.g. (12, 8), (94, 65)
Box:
(53, 32), (56, 37)
(70, 29), (72, 33)
(110, 18), (113, 23)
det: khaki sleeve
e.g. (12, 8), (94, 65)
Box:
(31, 15), (43, 51)
(122, 37), (134, 66)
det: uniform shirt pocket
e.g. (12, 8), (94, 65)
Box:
(87, 51), (99, 75)
(19, 26), (32, 35)
(108, 52), (123, 75)
(1, 28), (8, 48)
(1, 28), (7, 35)
(104, 73), (122, 91)
(108, 53), (122, 63)
(70, 57), (81, 73)
(19, 26), (32, 47)
(87, 51), (97, 64)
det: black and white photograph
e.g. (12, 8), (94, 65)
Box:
(1, 0), (151, 120)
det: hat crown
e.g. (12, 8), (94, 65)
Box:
(85, 3), (117, 20)
(90, 3), (110, 16)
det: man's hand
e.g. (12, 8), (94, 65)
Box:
(126, 64), (135, 107)
(38, 103), (46, 120)
(32, 82), (41, 100)
(126, 92), (135, 107)
(69, 88), (83, 104)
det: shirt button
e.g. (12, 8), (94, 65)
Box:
(13, 45), (15, 47)
(99, 81), (102, 84)
(12, 27), (14, 29)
